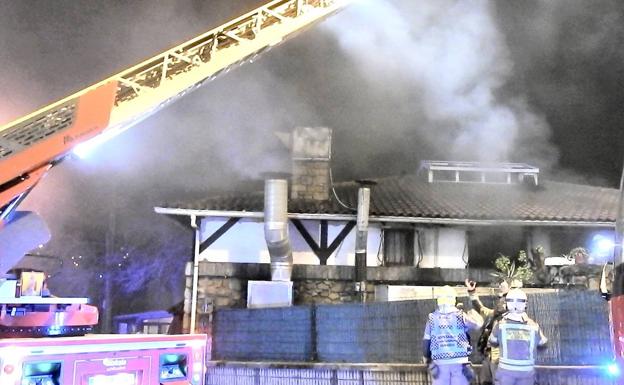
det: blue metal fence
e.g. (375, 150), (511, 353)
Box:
(212, 290), (612, 366)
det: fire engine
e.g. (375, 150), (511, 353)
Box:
(0, 1), (350, 384)
(0, 334), (207, 385)
(601, 173), (624, 381)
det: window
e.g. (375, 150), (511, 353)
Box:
(467, 227), (525, 268)
(549, 227), (589, 257)
(383, 229), (415, 266)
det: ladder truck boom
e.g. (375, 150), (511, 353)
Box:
(0, 0), (351, 341)
(0, 0), (350, 271)
(0, 0), (351, 214)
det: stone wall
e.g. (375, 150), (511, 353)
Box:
(197, 276), (246, 308)
(291, 160), (330, 201)
(294, 280), (361, 304)
(183, 261), (495, 332)
(289, 126), (331, 201)
(185, 261), (604, 312)
(189, 262), (495, 304)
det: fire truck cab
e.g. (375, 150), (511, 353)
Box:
(0, 270), (208, 385)
(0, 333), (207, 385)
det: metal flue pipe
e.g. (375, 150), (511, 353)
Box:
(264, 177), (293, 281)
(354, 180), (376, 302)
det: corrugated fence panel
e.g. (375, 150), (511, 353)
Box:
(213, 305), (313, 361)
(315, 299), (436, 363)
(212, 289), (613, 366)
(528, 290), (612, 365)
(450, 291), (612, 366)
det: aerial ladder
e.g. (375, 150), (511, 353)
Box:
(0, 0), (351, 338)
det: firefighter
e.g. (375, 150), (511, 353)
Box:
(423, 285), (483, 385)
(464, 279), (510, 385)
(489, 288), (548, 385)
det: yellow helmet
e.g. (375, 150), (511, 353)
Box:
(436, 285), (457, 307)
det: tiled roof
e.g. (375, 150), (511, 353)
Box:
(161, 175), (619, 224)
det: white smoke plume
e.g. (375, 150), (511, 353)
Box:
(321, 0), (557, 169)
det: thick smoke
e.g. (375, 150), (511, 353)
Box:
(494, 0), (624, 184)
(320, 0), (557, 169)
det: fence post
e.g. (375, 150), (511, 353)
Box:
(311, 304), (318, 361)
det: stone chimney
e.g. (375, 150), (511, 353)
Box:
(288, 127), (332, 201)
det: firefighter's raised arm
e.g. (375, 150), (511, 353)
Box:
(465, 278), (493, 318)
(463, 309), (484, 331)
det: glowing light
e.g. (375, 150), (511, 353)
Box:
(590, 233), (618, 261)
(606, 362), (620, 377)
(72, 126), (124, 159)
(47, 325), (62, 336)
(596, 237), (614, 254)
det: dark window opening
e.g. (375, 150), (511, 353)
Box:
(467, 227), (525, 268)
(549, 228), (591, 257)
(383, 229), (415, 266)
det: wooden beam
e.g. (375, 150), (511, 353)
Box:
(320, 220), (328, 249)
(291, 219), (356, 265)
(291, 218), (320, 254)
(199, 217), (240, 253)
(327, 221), (355, 254)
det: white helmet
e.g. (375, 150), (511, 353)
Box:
(505, 288), (527, 313)
(436, 285), (457, 309)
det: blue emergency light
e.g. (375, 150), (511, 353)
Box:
(606, 362), (620, 377)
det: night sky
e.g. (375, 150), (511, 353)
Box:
(1, 0), (624, 310)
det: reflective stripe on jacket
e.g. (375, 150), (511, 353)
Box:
(489, 315), (547, 372)
(424, 309), (471, 362)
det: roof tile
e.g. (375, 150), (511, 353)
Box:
(162, 175), (619, 223)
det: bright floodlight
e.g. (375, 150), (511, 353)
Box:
(73, 124), (127, 159)
(592, 233), (615, 256)
(606, 362), (620, 377)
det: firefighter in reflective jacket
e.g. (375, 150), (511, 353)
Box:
(489, 288), (548, 385)
(423, 285), (484, 385)
(464, 279), (511, 385)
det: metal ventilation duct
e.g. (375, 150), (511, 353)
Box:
(355, 180), (375, 302)
(264, 178), (293, 281)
